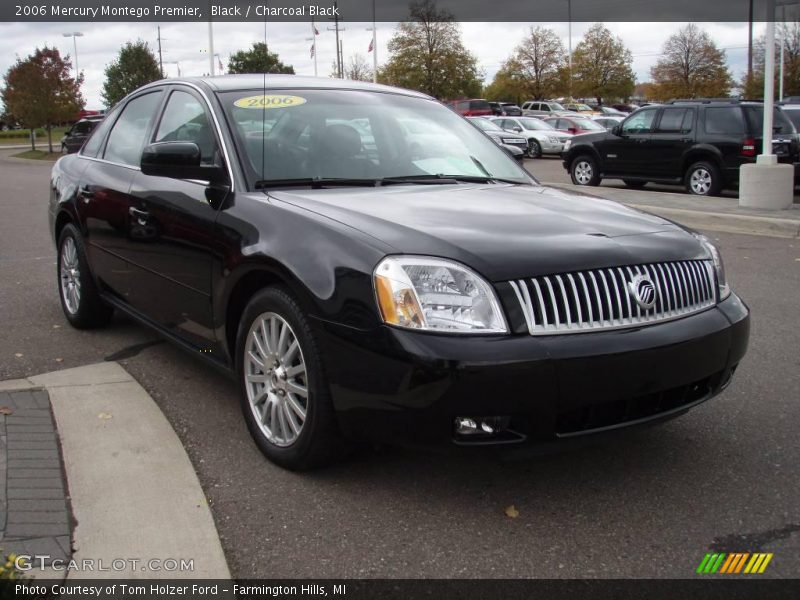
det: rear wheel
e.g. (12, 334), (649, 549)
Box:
(570, 155), (601, 186)
(236, 286), (347, 470)
(57, 224), (113, 329)
(685, 161), (721, 196)
(623, 180), (647, 189)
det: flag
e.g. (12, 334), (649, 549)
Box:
(314, 25), (320, 35)
(310, 44), (315, 59)
(368, 38), (374, 53)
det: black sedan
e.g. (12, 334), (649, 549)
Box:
(49, 76), (750, 470)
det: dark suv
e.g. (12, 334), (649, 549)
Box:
(562, 99), (799, 195)
(60, 116), (103, 154)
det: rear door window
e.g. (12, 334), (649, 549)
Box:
(103, 91), (163, 167)
(656, 108), (694, 133)
(743, 106), (794, 135)
(704, 107), (745, 135)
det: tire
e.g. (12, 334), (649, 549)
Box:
(57, 223), (113, 329)
(236, 286), (347, 470)
(528, 140), (542, 158)
(623, 180), (647, 189)
(685, 161), (721, 196)
(570, 155), (601, 186)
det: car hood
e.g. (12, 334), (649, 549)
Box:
(268, 184), (706, 282)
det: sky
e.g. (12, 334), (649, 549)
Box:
(0, 21), (768, 108)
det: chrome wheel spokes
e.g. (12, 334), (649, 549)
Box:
(60, 237), (81, 314)
(690, 168), (711, 195)
(575, 161), (593, 184)
(245, 312), (308, 447)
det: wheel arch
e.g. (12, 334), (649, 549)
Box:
(566, 145), (602, 169)
(681, 145), (724, 174)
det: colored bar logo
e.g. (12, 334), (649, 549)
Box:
(696, 553), (773, 574)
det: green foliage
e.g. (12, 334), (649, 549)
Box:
(227, 42), (295, 75)
(572, 24), (636, 103)
(1, 46), (84, 151)
(102, 40), (162, 107)
(379, 0), (483, 100)
(651, 25), (733, 99)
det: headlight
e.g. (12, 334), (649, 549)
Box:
(563, 139), (572, 151)
(693, 234), (730, 301)
(374, 256), (508, 333)
(548, 136), (560, 144)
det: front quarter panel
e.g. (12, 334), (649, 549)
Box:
(49, 154), (87, 246)
(213, 192), (394, 349)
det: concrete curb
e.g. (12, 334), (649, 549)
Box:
(545, 183), (800, 239)
(5, 362), (230, 579)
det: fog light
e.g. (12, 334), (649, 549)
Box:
(454, 416), (509, 436)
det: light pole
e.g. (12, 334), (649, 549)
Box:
(62, 32), (83, 77)
(566, 0), (572, 99)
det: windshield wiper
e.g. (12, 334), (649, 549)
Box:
(381, 174), (527, 186)
(254, 178), (381, 190)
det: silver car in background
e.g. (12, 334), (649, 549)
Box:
(490, 116), (573, 158)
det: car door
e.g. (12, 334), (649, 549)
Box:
(646, 106), (696, 178)
(123, 86), (227, 349)
(76, 90), (164, 302)
(600, 107), (659, 176)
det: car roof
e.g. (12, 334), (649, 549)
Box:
(138, 74), (433, 100)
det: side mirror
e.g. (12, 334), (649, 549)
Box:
(612, 125), (622, 136)
(141, 142), (225, 183)
(513, 126), (522, 133)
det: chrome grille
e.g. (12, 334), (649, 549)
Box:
(508, 260), (716, 335)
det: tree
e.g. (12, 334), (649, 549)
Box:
(508, 26), (568, 100)
(650, 25), (733, 99)
(227, 42), (295, 75)
(483, 62), (529, 105)
(102, 40), (161, 107)
(331, 53), (373, 81)
(378, 0), (482, 99)
(1, 47), (84, 152)
(742, 21), (800, 99)
(571, 24), (635, 104)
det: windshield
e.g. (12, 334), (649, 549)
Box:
(549, 103), (566, 111)
(470, 118), (502, 132)
(219, 89), (532, 187)
(574, 119), (605, 131)
(519, 118), (555, 131)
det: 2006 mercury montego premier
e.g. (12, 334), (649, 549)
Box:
(49, 76), (750, 470)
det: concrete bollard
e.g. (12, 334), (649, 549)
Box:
(739, 159), (794, 210)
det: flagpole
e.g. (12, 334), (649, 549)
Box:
(371, 0), (377, 83)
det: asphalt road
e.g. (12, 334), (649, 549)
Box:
(2, 149), (799, 578)
(525, 155), (800, 202)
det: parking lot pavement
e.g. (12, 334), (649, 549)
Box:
(526, 156), (800, 203)
(2, 149), (799, 578)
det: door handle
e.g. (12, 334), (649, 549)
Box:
(129, 206), (150, 225)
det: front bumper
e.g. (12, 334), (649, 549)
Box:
(316, 293), (750, 450)
(539, 140), (565, 154)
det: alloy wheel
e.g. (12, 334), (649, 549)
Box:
(690, 168), (712, 195)
(244, 312), (308, 447)
(574, 160), (593, 184)
(59, 237), (81, 315)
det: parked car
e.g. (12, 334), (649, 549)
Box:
(60, 116), (104, 154)
(50, 75), (749, 469)
(543, 115), (607, 135)
(593, 116), (625, 131)
(489, 102), (523, 116)
(467, 117), (529, 155)
(562, 98), (800, 195)
(778, 103), (800, 131)
(611, 103), (637, 113)
(490, 116), (572, 157)
(520, 100), (573, 118)
(446, 98), (492, 116)
(596, 106), (628, 117)
(563, 103), (597, 115)
(500, 143), (526, 162)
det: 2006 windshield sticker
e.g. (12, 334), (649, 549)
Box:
(233, 95), (307, 109)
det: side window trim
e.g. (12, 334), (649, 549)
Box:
(150, 86), (222, 163)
